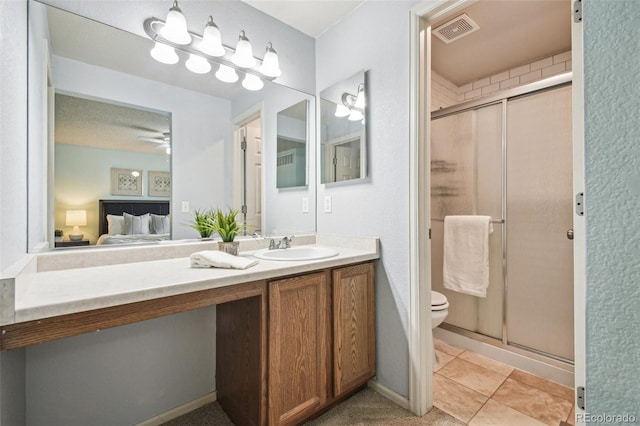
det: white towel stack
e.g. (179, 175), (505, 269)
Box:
(442, 215), (492, 298)
(190, 250), (259, 270)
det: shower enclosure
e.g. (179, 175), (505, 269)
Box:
(430, 75), (574, 362)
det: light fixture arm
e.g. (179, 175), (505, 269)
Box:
(144, 17), (277, 81)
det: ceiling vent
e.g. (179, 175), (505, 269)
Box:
(433, 13), (479, 44)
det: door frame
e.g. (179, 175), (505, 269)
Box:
(232, 103), (265, 235)
(407, 0), (586, 416)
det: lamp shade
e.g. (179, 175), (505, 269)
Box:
(200, 16), (225, 57)
(66, 210), (87, 227)
(231, 31), (256, 68)
(348, 109), (364, 121)
(259, 43), (281, 78)
(242, 74), (264, 91)
(150, 42), (179, 64)
(185, 54), (211, 74)
(160, 1), (191, 45)
(215, 64), (239, 83)
(335, 104), (351, 118)
(354, 84), (365, 109)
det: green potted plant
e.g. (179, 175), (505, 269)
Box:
(54, 229), (64, 242)
(211, 207), (240, 255)
(188, 209), (215, 239)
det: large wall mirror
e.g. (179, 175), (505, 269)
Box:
(319, 71), (367, 184)
(27, 0), (316, 251)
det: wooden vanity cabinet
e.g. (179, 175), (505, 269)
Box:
(332, 262), (376, 398)
(268, 271), (330, 426)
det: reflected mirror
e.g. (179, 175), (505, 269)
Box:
(319, 71), (367, 183)
(276, 100), (308, 188)
(27, 1), (316, 251)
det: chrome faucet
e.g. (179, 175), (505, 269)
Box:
(268, 235), (295, 250)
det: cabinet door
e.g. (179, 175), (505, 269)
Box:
(269, 272), (329, 425)
(333, 262), (376, 397)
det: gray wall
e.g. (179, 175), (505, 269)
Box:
(316, 0), (416, 397)
(583, 0), (640, 415)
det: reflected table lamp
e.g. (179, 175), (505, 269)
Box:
(66, 210), (87, 241)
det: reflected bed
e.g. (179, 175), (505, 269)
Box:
(97, 199), (170, 245)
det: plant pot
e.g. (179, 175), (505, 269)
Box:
(218, 241), (239, 256)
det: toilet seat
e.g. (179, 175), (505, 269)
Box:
(431, 291), (449, 311)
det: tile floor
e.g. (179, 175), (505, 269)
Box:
(433, 339), (576, 426)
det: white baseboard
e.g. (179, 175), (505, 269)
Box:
(135, 391), (217, 426)
(367, 379), (410, 410)
(434, 328), (575, 388)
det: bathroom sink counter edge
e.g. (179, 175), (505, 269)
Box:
(5, 235), (379, 326)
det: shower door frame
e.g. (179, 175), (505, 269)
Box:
(431, 75), (574, 363)
(408, 0), (586, 418)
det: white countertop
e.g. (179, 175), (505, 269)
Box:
(11, 240), (378, 325)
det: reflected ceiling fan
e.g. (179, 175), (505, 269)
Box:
(136, 132), (171, 153)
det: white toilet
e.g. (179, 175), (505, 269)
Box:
(431, 290), (449, 367)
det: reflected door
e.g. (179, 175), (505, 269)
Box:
(242, 118), (262, 235)
(506, 86), (574, 360)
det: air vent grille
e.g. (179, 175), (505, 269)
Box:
(277, 154), (294, 167)
(433, 13), (479, 44)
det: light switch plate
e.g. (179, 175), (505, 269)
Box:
(181, 201), (190, 213)
(324, 196), (332, 213)
(302, 197), (309, 213)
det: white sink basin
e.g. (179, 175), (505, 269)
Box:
(253, 246), (339, 261)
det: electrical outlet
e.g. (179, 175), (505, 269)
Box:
(324, 196), (332, 213)
(302, 197), (309, 213)
(181, 201), (190, 213)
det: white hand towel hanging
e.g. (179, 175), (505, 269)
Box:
(443, 215), (491, 297)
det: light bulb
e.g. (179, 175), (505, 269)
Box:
(231, 30), (256, 68)
(185, 54), (211, 74)
(150, 42), (179, 64)
(354, 84), (365, 109)
(165, 147), (171, 155)
(215, 65), (239, 83)
(335, 104), (351, 118)
(259, 42), (281, 78)
(242, 74), (264, 91)
(348, 109), (363, 121)
(160, 1), (191, 45)
(200, 16), (225, 57)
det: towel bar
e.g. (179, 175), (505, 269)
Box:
(431, 218), (505, 224)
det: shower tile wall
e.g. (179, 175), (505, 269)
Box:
(431, 50), (572, 111)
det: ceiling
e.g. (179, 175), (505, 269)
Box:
(431, 0), (571, 86)
(241, 0), (364, 38)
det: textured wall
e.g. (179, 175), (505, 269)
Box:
(584, 0), (640, 416)
(316, 0), (416, 397)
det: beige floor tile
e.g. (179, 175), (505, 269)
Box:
(438, 358), (508, 397)
(435, 339), (464, 357)
(433, 373), (488, 424)
(458, 351), (515, 376)
(434, 350), (455, 372)
(567, 405), (575, 425)
(509, 369), (574, 402)
(493, 378), (573, 425)
(468, 399), (546, 426)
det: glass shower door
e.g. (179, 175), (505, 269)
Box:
(505, 85), (574, 361)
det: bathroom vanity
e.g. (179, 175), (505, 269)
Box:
(0, 236), (378, 425)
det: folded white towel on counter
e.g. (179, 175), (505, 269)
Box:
(443, 215), (491, 298)
(190, 250), (259, 270)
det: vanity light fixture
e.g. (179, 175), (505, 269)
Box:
(216, 64), (239, 83)
(144, 3), (281, 92)
(334, 104), (351, 118)
(259, 42), (281, 78)
(354, 84), (365, 109)
(150, 42), (179, 64)
(185, 53), (211, 74)
(160, 1), (191, 45)
(232, 31), (256, 68)
(335, 90), (364, 120)
(348, 109), (364, 121)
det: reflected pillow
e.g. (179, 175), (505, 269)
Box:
(106, 214), (125, 235)
(123, 212), (150, 235)
(150, 214), (170, 234)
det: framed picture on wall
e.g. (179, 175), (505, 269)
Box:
(110, 168), (142, 196)
(148, 171), (171, 197)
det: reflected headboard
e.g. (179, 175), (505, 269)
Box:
(99, 199), (170, 235)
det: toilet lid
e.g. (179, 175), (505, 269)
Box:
(432, 291), (449, 311)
